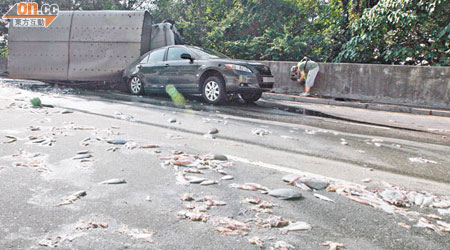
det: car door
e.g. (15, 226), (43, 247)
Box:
(140, 48), (167, 93)
(161, 47), (200, 93)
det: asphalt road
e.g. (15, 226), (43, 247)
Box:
(1, 80), (449, 249)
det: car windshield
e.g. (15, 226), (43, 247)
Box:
(189, 47), (229, 59)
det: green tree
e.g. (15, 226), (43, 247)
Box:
(337, 0), (450, 65)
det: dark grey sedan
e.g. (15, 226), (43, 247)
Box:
(122, 45), (274, 104)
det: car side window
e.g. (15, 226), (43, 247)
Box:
(167, 47), (189, 61)
(148, 49), (166, 63)
(140, 55), (149, 64)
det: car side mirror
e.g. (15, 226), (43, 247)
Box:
(181, 53), (194, 63)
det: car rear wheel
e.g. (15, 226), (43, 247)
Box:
(202, 76), (226, 104)
(129, 76), (144, 95)
(240, 92), (262, 103)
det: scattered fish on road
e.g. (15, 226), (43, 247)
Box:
(268, 189), (302, 200)
(99, 178), (127, 185)
(320, 241), (344, 250)
(314, 193), (335, 203)
(106, 139), (128, 145)
(280, 221), (312, 234)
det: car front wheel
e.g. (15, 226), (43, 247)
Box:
(202, 76), (226, 104)
(240, 92), (262, 103)
(129, 76), (144, 95)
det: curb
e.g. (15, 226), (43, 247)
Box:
(263, 93), (450, 118)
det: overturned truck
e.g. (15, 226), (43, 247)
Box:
(7, 10), (183, 83)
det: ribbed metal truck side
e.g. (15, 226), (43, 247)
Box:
(7, 10), (181, 83)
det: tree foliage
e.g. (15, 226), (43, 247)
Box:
(0, 0), (448, 65)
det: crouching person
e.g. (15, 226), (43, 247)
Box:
(297, 57), (319, 97)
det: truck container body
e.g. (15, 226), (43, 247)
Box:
(7, 10), (158, 82)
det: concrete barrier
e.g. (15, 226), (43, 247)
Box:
(259, 61), (450, 109)
(0, 57), (6, 74)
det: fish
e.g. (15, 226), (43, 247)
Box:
(244, 197), (261, 204)
(200, 180), (218, 186)
(139, 144), (159, 149)
(320, 241), (344, 250)
(314, 193), (335, 203)
(72, 154), (93, 160)
(415, 217), (442, 234)
(438, 208), (450, 216)
(268, 189), (302, 200)
(282, 174), (300, 183)
(432, 200), (450, 208)
(188, 177), (207, 184)
(398, 223), (411, 229)
(206, 199), (226, 206)
(437, 221), (450, 232)
(99, 178), (126, 184)
(280, 221), (311, 234)
(421, 196), (435, 208)
(300, 178), (329, 190)
(106, 139), (127, 145)
(184, 168), (203, 174)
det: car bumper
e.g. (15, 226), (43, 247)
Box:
(224, 73), (274, 93)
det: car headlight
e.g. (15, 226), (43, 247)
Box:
(225, 64), (252, 73)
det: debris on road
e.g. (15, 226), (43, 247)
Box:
(221, 175), (234, 180)
(38, 235), (73, 248)
(280, 135), (299, 141)
(56, 191), (87, 207)
(229, 183), (269, 192)
(177, 210), (209, 222)
(119, 225), (154, 243)
(320, 241), (344, 250)
(3, 135), (17, 144)
(409, 157), (438, 164)
(167, 133), (184, 140)
(398, 222), (412, 229)
(298, 178), (329, 190)
(99, 178), (127, 185)
(61, 109), (74, 114)
(188, 177), (207, 184)
(268, 189), (302, 200)
(415, 217), (442, 234)
(362, 178), (372, 183)
(314, 194), (335, 203)
(214, 217), (250, 236)
(72, 153), (93, 160)
(304, 129), (317, 135)
(213, 154), (228, 161)
(30, 97), (42, 107)
(200, 180), (218, 186)
(280, 221), (312, 234)
(114, 112), (134, 121)
(139, 144), (160, 149)
(209, 128), (219, 134)
(106, 147), (120, 152)
(76, 220), (108, 230)
(181, 193), (195, 201)
(252, 128), (271, 136)
(249, 236), (264, 248)
(106, 139), (128, 145)
(203, 134), (216, 139)
(271, 241), (295, 250)
(257, 216), (289, 228)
